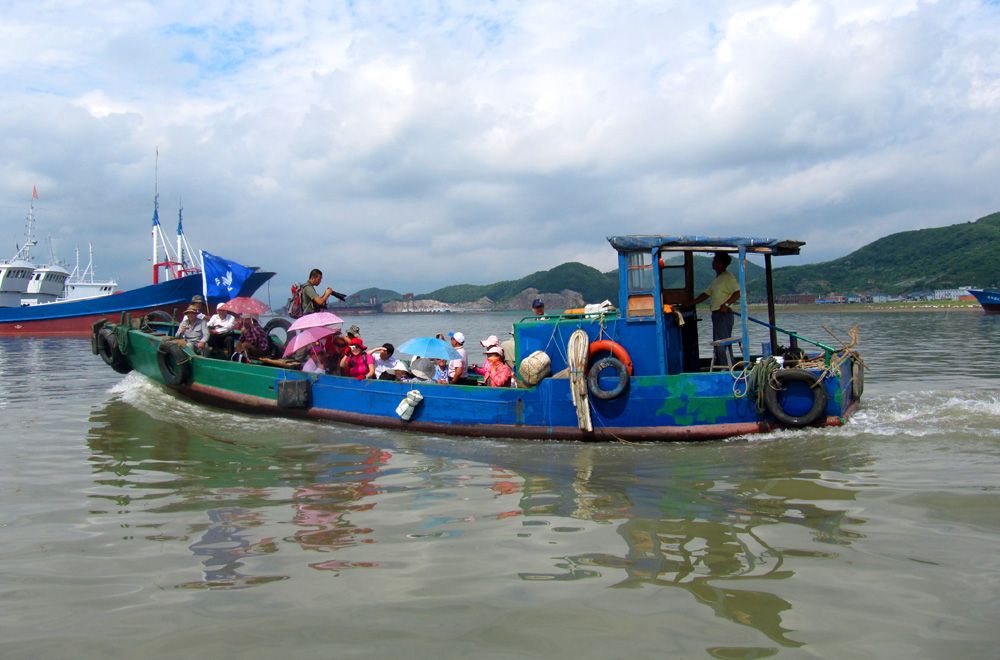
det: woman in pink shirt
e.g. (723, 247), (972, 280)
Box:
(480, 346), (513, 387)
(339, 338), (374, 379)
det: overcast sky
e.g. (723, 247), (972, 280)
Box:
(2, 0), (998, 295)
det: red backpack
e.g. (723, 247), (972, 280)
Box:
(287, 283), (305, 318)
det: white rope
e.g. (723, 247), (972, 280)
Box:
(567, 329), (592, 432)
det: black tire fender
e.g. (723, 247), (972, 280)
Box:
(263, 318), (292, 357)
(587, 356), (630, 400)
(764, 368), (828, 428)
(157, 342), (193, 386)
(97, 327), (132, 374)
(144, 310), (176, 326)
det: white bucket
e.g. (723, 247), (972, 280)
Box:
(518, 350), (551, 386)
(395, 389), (424, 420)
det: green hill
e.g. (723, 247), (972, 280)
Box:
(415, 256), (768, 305)
(773, 211), (1000, 295)
(417, 262), (620, 305)
(352, 212), (1000, 305)
(350, 287), (404, 302)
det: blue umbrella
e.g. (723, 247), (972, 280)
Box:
(397, 336), (462, 361)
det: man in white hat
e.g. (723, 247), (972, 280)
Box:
(447, 331), (468, 384)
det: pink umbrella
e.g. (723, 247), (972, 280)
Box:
(288, 311), (344, 332)
(282, 325), (338, 358)
(218, 297), (271, 316)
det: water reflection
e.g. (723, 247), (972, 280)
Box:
(87, 398), (390, 585)
(184, 505), (283, 589)
(450, 441), (870, 648)
(87, 392), (873, 648)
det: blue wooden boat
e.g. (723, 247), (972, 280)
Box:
(967, 288), (1000, 314)
(93, 235), (864, 441)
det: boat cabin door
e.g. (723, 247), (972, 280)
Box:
(658, 252), (700, 371)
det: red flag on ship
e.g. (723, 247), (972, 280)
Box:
(32, 186), (38, 200)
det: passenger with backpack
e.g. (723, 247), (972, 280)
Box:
(290, 268), (347, 318)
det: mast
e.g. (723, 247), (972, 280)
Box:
(152, 148), (160, 278)
(69, 245), (81, 281)
(13, 186), (39, 262)
(176, 200), (185, 269)
(85, 242), (95, 281)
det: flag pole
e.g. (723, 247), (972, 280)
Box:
(200, 250), (208, 305)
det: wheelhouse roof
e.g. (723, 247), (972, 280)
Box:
(607, 235), (804, 256)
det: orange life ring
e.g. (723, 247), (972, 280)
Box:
(588, 340), (633, 375)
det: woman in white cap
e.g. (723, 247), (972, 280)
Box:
(469, 335), (500, 376)
(479, 345), (512, 387)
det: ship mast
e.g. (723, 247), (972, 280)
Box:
(151, 149), (161, 275)
(12, 186), (39, 262)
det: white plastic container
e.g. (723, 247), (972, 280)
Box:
(395, 389), (424, 420)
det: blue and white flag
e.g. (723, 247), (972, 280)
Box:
(201, 250), (254, 302)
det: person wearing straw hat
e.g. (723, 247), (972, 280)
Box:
(188, 294), (209, 320)
(175, 305), (209, 353)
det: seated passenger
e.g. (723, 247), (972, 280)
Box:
(206, 305), (238, 356)
(371, 343), (405, 380)
(480, 346), (513, 387)
(433, 358), (449, 384)
(301, 344), (327, 374)
(406, 357), (436, 382)
(176, 305), (209, 354)
(340, 337), (374, 379)
(234, 316), (270, 360)
(470, 335), (500, 375)
(318, 330), (347, 375)
(190, 294), (207, 320)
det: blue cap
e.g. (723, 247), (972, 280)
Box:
(532, 298), (544, 308)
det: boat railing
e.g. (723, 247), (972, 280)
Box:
(739, 314), (836, 366)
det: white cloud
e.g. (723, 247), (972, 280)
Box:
(0, 0), (997, 295)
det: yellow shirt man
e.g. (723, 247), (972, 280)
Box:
(691, 253), (741, 365)
(706, 270), (740, 311)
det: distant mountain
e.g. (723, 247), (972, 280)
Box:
(353, 257), (770, 306)
(351, 211), (1000, 305)
(416, 262), (620, 305)
(773, 211), (1000, 295)
(350, 287), (404, 303)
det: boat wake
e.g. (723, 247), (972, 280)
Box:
(822, 389), (1000, 439)
(108, 373), (317, 440)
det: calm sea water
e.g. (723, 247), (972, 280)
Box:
(1, 310), (998, 659)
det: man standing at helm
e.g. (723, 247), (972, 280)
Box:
(691, 252), (740, 366)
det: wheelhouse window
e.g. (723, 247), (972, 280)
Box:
(627, 252), (654, 292)
(626, 251), (656, 318)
